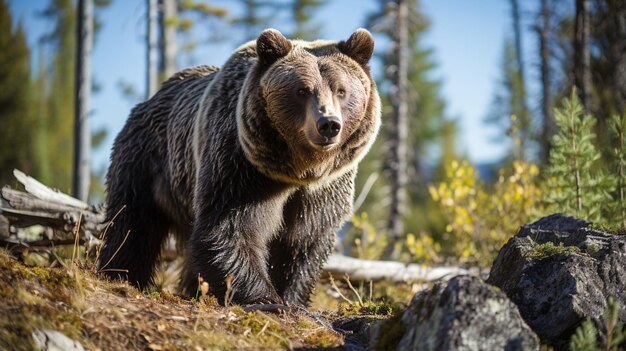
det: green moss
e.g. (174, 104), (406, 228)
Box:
(338, 300), (395, 317)
(147, 290), (161, 299)
(525, 241), (581, 259)
(30, 266), (78, 302)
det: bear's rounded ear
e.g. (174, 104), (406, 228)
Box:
(338, 28), (375, 66)
(256, 28), (292, 66)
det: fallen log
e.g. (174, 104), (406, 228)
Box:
(323, 254), (485, 283)
(0, 170), (104, 252)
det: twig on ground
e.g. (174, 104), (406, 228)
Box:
(328, 273), (352, 304)
(343, 274), (363, 306)
(98, 230), (131, 273)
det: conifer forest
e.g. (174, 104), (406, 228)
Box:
(1, 1), (625, 350)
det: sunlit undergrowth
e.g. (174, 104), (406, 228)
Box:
(344, 93), (626, 267)
(310, 274), (418, 315)
(428, 160), (542, 265)
(0, 248), (419, 350)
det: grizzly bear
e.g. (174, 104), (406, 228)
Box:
(98, 28), (380, 306)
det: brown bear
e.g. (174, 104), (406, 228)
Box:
(98, 28), (380, 306)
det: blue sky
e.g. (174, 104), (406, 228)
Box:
(9, 0), (534, 171)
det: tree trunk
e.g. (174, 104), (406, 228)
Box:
(385, 0), (409, 260)
(574, 0), (591, 109)
(73, 0), (93, 201)
(146, 0), (158, 99)
(159, 0), (177, 80)
(607, 0), (626, 113)
(510, 0), (526, 88)
(510, 0), (529, 160)
(538, 0), (555, 165)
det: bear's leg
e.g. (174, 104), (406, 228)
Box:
(183, 187), (287, 304)
(269, 171), (355, 306)
(98, 161), (171, 289)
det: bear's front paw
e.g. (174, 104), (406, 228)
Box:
(256, 290), (285, 305)
(243, 303), (289, 314)
(237, 285), (284, 306)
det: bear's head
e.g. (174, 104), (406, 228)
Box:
(238, 28), (381, 185)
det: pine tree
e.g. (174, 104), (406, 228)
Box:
(550, 1), (625, 147)
(0, 0), (35, 186)
(485, 38), (532, 161)
(37, 0), (110, 195)
(167, 1), (227, 66)
(574, 0), (591, 109)
(290, 0), (326, 40)
(234, 0), (277, 41)
(356, 0), (452, 258)
(147, 0), (159, 98)
(120, 1), (228, 96)
(543, 89), (612, 222)
(508, 0), (530, 159)
(159, 0), (178, 80)
(73, 0), (94, 201)
(589, 0), (626, 144)
(34, 52), (52, 184)
(38, 0), (77, 192)
(536, 0), (556, 165)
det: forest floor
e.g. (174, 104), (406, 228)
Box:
(0, 250), (417, 350)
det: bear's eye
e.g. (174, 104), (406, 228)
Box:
(337, 88), (346, 98)
(297, 88), (311, 97)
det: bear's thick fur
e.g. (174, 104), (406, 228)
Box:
(98, 29), (380, 306)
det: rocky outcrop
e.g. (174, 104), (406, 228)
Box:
(487, 213), (626, 348)
(370, 275), (539, 351)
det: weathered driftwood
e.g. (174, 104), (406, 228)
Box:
(323, 254), (483, 283)
(0, 170), (104, 252)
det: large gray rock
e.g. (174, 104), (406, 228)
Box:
(487, 213), (626, 348)
(370, 275), (539, 351)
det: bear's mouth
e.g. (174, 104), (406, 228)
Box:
(312, 140), (338, 150)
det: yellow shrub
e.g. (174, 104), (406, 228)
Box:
(429, 160), (541, 265)
(349, 212), (387, 260)
(405, 232), (441, 262)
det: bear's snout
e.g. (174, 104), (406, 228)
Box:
(316, 116), (342, 139)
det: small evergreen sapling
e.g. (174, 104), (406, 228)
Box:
(570, 297), (625, 351)
(543, 89), (613, 222)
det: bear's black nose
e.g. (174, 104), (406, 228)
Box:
(316, 116), (342, 139)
